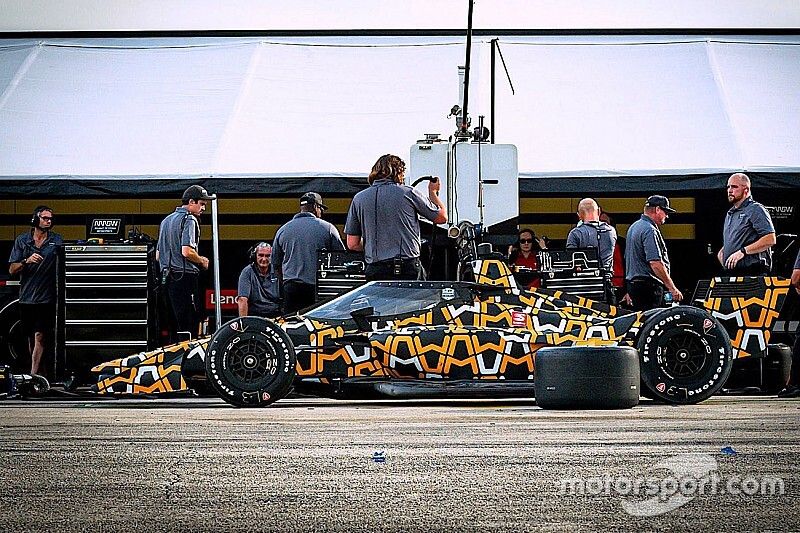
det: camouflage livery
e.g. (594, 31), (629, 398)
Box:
(91, 260), (791, 405)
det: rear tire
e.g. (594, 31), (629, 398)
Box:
(205, 317), (296, 407)
(763, 344), (792, 394)
(534, 346), (640, 409)
(637, 306), (733, 404)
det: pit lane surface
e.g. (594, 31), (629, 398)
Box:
(0, 396), (797, 532)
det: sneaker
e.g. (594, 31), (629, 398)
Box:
(777, 385), (800, 398)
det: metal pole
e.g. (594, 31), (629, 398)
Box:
(459, 0), (475, 137)
(210, 193), (222, 330)
(490, 38), (496, 144)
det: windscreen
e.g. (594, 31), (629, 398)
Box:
(306, 282), (463, 320)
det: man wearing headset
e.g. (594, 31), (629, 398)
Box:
(156, 185), (212, 342)
(8, 205), (63, 376)
(237, 242), (281, 318)
(345, 154), (446, 281)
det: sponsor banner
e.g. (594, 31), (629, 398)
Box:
(206, 289), (239, 310)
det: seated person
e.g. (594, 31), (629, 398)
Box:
(507, 228), (547, 289)
(237, 242), (281, 318)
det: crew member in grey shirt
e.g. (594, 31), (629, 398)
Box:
(156, 185), (212, 342)
(566, 198), (617, 270)
(345, 154), (447, 281)
(8, 205), (63, 376)
(717, 173), (776, 276)
(625, 195), (683, 311)
(273, 192), (344, 314)
(237, 242), (281, 318)
(567, 198), (617, 303)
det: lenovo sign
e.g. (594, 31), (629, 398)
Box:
(206, 289), (239, 310)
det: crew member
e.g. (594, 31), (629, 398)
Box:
(778, 248), (800, 398)
(237, 242), (281, 318)
(345, 154), (446, 281)
(625, 195), (683, 311)
(156, 185), (212, 342)
(273, 192), (344, 314)
(567, 198), (617, 270)
(508, 228), (547, 289)
(567, 198), (617, 302)
(717, 173), (776, 275)
(8, 206), (63, 376)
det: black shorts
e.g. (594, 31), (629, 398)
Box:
(19, 302), (56, 336)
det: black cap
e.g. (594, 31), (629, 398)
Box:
(645, 195), (676, 213)
(182, 185), (214, 203)
(300, 192), (328, 211)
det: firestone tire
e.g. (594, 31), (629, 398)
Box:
(205, 317), (296, 407)
(763, 344), (792, 394)
(534, 346), (640, 409)
(637, 306), (733, 404)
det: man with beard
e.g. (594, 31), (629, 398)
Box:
(717, 173), (776, 275)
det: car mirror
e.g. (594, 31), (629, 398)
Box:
(350, 305), (375, 332)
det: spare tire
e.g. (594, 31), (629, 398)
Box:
(637, 306), (733, 404)
(205, 317), (296, 407)
(534, 346), (640, 409)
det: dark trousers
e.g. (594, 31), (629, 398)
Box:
(165, 272), (201, 343)
(365, 257), (423, 282)
(792, 333), (800, 386)
(723, 263), (771, 276)
(283, 280), (316, 314)
(627, 277), (664, 312)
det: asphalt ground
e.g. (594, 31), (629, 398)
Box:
(0, 395), (798, 532)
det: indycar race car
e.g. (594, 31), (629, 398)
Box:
(91, 226), (793, 408)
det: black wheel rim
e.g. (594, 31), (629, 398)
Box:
(225, 334), (279, 389)
(658, 330), (710, 380)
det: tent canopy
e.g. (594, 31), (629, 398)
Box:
(1, 35), (798, 195)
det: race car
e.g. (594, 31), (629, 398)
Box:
(91, 229), (792, 408)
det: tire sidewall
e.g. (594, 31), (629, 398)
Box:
(637, 306), (732, 404)
(205, 316), (296, 407)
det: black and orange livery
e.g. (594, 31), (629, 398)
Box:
(92, 259), (792, 406)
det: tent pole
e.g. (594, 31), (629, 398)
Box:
(210, 193), (222, 331)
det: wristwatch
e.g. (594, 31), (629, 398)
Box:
(740, 246), (747, 256)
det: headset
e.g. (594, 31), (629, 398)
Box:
(31, 205), (53, 228)
(248, 242), (270, 265)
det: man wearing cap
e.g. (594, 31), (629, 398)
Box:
(237, 242), (281, 319)
(624, 195), (683, 311)
(717, 173), (776, 276)
(272, 192), (344, 314)
(156, 185), (212, 342)
(345, 154), (447, 281)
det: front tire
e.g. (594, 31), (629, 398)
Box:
(205, 317), (296, 407)
(637, 306), (733, 404)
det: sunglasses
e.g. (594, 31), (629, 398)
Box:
(520, 238), (535, 244)
(40, 216), (53, 221)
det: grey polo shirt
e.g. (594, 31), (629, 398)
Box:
(237, 264), (281, 317)
(625, 214), (670, 283)
(272, 212), (345, 285)
(722, 196), (775, 271)
(8, 231), (63, 304)
(566, 221), (617, 270)
(157, 206), (200, 274)
(344, 179), (441, 264)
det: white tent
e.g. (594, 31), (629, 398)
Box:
(1, 35), (798, 195)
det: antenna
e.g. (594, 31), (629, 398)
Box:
(458, 0), (475, 139)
